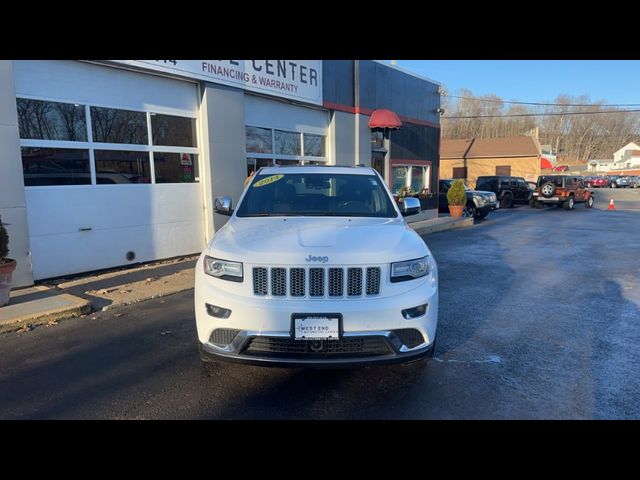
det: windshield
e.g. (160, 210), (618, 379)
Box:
(537, 176), (564, 187)
(236, 172), (398, 218)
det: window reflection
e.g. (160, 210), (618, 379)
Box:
(21, 147), (91, 186)
(246, 126), (273, 154)
(91, 107), (148, 144)
(17, 99), (87, 141)
(274, 130), (301, 155)
(94, 150), (151, 184)
(303, 133), (325, 157)
(154, 152), (199, 183)
(151, 114), (197, 147)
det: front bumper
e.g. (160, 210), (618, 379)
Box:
(198, 332), (436, 368)
(194, 267), (438, 367)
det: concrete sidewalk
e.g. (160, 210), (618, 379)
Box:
(0, 213), (474, 334)
(0, 256), (198, 334)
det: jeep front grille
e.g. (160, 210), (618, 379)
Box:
(252, 266), (381, 298)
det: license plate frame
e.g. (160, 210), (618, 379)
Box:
(291, 313), (342, 341)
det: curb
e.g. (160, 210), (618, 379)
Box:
(410, 216), (474, 236)
(0, 295), (92, 334)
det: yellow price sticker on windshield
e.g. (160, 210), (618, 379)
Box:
(253, 174), (284, 187)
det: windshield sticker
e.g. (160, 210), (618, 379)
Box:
(253, 174), (284, 188)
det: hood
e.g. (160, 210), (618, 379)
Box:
(207, 216), (429, 265)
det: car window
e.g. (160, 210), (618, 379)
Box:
(236, 172), (397, 218)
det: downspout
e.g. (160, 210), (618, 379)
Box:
(354, 60), (360, 166)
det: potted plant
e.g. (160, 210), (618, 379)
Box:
(447, 179), (467, 217)
(0, 215), (17, 307)
(395, 185), (414, 206)
(416, 187), (436, 209)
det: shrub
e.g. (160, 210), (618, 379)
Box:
(0, 215), (8, 262)
(447, 180), (467, 206)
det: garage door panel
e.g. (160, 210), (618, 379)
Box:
(30, 220), (204, 280)
(26, 185), (203, 237)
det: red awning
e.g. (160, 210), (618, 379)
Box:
(369, 109), (403, 129)
(541, 157), (553, 169)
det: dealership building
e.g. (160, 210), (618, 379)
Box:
(0, 60), (441, 288)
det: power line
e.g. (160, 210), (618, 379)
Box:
(444, 94), (640, 108)
(444, 109), (640, 119)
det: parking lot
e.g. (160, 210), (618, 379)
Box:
(0, 188), (639, 419)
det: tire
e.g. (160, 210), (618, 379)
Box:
(502, 194), (513, 208)
(540, 181), (557, 198)
(463, 203), (477, 218)
(585, 196), (594, 208)
(563, 196), (575, 210)
(611, 182), (617, 188)
(478, 211), (489, 219)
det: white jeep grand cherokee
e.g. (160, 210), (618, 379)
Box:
(195, 166), (438, 367)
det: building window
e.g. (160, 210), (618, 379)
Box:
(495, 165), (511, 176)
(274, 130), (301, 156)
(17, 99), (87, 141)
(16, 97), (199, 187)
(247, 157), (273, 176)
(151, 113), (197, 147)
(154, 152), (199, 183)
(303, 133), (325, 157)
(372, 152), (385, 178)
(245, 125), (327, 174)
(91, 107), (148, 144)
(371, 130), (385, 150)
(392, 165), (410, 193)
(246, 126), (273, 154)
(452, 167), (467, 179)
(391, 163), (431, 194)
(21, 147), (91, 186)
(94, 150), (151, 184)
(275, 159), (301, 166)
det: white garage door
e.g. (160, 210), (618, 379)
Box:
(14, 60), (205, 280)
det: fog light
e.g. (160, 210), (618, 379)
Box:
(206, 303), (231, 319)
(401, 304), (428, 319)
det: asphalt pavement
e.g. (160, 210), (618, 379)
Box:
(1, 188), (639, 419)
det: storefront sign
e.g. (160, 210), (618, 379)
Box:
(111, 60), (322, 105)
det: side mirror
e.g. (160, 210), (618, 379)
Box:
(214, 196), (233, 216)
(401, 196), (421, 216)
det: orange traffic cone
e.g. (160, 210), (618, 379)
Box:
(608, 198), (616, 210)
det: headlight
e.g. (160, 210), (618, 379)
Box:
(203, 256), (243, 282)
(391, 256), (430, 283)
(473, 195), (486, 205)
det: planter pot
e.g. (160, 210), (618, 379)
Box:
(448, 205), (464, 218)
(0, 259), (17, 307)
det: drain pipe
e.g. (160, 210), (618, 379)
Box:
(354, 60), (360, 166)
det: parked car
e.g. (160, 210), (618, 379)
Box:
(630, 176), (640, 188)
(438, 179), (498, 218)
(531, 175), (595, 209)
(475, 175), (532, 208)
(195, 165), (438, 368)
(615, 176), (635, 188)
(607, 175), (621, 188)
(587, 176), (608, 188)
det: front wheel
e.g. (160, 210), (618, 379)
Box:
(463, 203), (477, 218)
(502, 194), (513, 208)
(585, 196), (594, 208)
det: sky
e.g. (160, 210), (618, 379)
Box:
(392, 60), (640, 105)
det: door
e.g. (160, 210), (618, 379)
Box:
(15, 60), (204, 280)
(438, 181), (449, 212)
(515, 178), (529, 202)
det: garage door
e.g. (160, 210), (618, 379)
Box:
(14, 60), (205, 280)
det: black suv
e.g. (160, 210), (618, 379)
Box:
(475, 176), (532, 208)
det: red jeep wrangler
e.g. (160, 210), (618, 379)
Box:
(530, 175), (595, 210)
